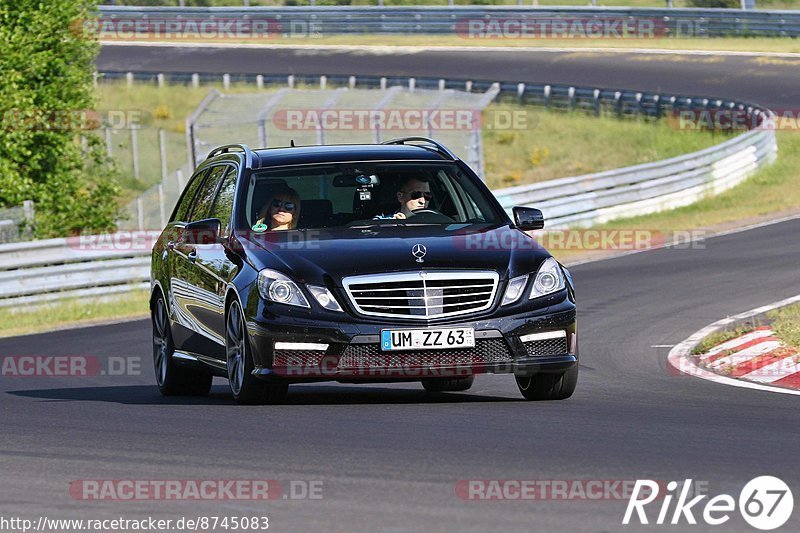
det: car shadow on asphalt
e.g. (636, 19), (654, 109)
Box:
(6, 384), (520, 405)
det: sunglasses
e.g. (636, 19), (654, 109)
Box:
(272, 199), (296, 211)
(404, 190), (433, 201)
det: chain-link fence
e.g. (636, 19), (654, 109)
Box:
(119, 82), (497, 230)
(0, 202), (34, 244)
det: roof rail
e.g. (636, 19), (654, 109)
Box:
(381, 137), (458, 161)
(206, 144), (257, 167)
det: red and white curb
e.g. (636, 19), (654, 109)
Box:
(699, 326), (800, 388)
(668, 294), (800, 396)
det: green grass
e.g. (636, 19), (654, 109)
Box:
(769, 302), (800, 348)
(691, 324), (763, 355)
(97, 80), (721, 201)
(593, 131), (800, 232)
(95, 81), (260, 204)
(547, 131), (799, 265)
(483, 104), (724, 189)
(0, 290), (150, 339)
(690, 302), (800, 356)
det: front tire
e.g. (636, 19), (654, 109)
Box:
(226, 300), (288, 405)
(515, 365), (578, 401)
(421, 376), (475, 392)
(152, 294), (212, 396)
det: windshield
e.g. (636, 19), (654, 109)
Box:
(243, 161), (504, 231)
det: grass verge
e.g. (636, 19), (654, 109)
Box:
(689, 301), (800, 356)
(550, 130), (800, 264)
(691, 325), (759, 355)
(0, 290), (150, 339)
(97, 81), (722, 198)
(769, 302), (800, 349)
(483, 105), (724, 189)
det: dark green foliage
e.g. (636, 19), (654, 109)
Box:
(0, 0), (121, 237)
(687, 0), (740, 8)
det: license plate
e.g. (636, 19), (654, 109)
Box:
(381, 327), (475, 351)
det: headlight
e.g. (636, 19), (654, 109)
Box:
(257, 269), (310, 308)
(530, 257), (565, 299)
(501, 275), (528, 306)
(307, 285), (343, 312)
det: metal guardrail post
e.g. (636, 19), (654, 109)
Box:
(131, 123), (140, 181)
(159, 129), (168, 183)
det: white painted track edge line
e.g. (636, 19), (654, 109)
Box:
(667, 294), (800, 396)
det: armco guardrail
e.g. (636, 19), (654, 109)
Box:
(97, 6), (800, 37)
(0, 71), (777, 306)
(0, 237), (150, 307)
(493, 126), (776, 227)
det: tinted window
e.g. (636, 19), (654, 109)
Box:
(210, 166), (238, 232)
(245, 162), (502, 230)
(188, 166), (226, 222)
(172, 168), (208, 223)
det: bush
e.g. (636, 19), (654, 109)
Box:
(0, 0), (121, 237)
(687, 0), (740, 8)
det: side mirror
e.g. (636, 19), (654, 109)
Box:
(513, 207), (545, 231)
(184, 218), (222, 245)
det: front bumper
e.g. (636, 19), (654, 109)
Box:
(247, 297), (577, 383)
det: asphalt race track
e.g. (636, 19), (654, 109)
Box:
(0, 46), (799, 531)
(96, 44), (800, 109)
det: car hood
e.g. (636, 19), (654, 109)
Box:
(239, 223), (553, 286)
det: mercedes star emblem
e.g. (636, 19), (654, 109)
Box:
(412, 244), (427, 263)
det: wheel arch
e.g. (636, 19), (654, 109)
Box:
(150, 280), (166, 312)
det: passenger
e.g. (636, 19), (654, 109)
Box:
(254, 187), (301, 231)
(376, 176), (432, 220)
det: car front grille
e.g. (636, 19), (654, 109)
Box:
(337, 338), (512, 369)
(273, 350), (327, 368)
(342, 271), (499, 320)
(522, 336), (569, 357)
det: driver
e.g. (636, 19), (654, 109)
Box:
(389, 176), (432, 219)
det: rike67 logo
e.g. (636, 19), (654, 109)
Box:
(623, 477), (793, 530)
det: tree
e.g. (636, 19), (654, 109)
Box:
(0, 0), (120, 238)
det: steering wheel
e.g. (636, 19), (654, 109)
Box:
(410, 208), (454, 222)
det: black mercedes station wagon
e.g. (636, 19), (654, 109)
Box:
(150, 138), (577, 404)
